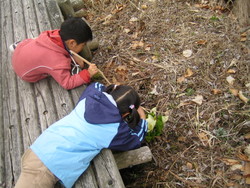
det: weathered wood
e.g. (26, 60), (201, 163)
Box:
(93, 149), (125, 188)
(57, 0), (75, 19)
(74, 165), (98, 188)
(12, 0), (41, 150)
(114, 146), (153, 170)
(70, 0), (85, 11)
(1, 0), (24, 187)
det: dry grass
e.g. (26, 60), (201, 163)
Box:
(83, 0), (249, 187)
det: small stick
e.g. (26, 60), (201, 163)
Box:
(70, 50), (111, 85)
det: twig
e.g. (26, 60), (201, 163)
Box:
(169, 171), (207, 188)
(70, 50), (111, 85)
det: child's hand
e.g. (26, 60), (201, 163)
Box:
(88, 64), (98, 77)
(137, 106), (146, 119)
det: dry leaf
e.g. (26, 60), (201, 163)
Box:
(241, 32), (247, 37)
(244, 133), (250, 139)
(229, 88), (239, 96)
(184, 68), (194, 77)
(244, 162), (250, 178)
(227, 69), (236, 74)
(196, 40), (207, 45)
(211, 89), (222, 95)
(177, 76), (186, 83)
(246, 177), (250, 184)
(178, 136), (186, 142)
(245, 145), (250, 157)
(229, 174), (242, 180)
(141, 4), (148, 9)
(237, 153), (250, 161)
(192, 95), (203, 105)
(186, 162), (193, 169)
(221, 158), (240, 165)
(129, 17), (139, 22)
(183, 49), (193, 57)
(131, 41), (144, 49)
(238, 91), (249, 104)
(226, 75), (235, 85)
(198, 132), (209, 146)
(124, 28), (131, 33)
(240, 37), (247, 42)
(231, 164), (243, 171)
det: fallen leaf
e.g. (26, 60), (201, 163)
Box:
(244, 133), (250, 139)
(211, 89), (222, 95)
(245, 145), (250, 157)
(177, 76), (186, 83)
(244, 162), (250, 179)
(192, 95), (203, 105)
(186, 162), (193, 169)
(229, 174), (242, 180)
(240, 37), (247, 42)
(129, 17), (139, 22)
(183, 49), (193, 57)
(229, 88), (239, 96)
(246, 177), (250, 184)
(124, 28), (131, 33)
(131, 40), (144, 49)
(184, 68), (194, 77)
(178, 136), (186, 142)
(141, 4), (148, 9)
(196, 40), (207, 45)
(226, 75), (235, 85)
(237, 153), (250, 161)
(238, 91), (249, 104)
(241, 32), (247, 37)
(231, 164), (244, 171)
(227, 69), (236, 74)
(198, 132), (209, 146)
(221, 158), (240, 165)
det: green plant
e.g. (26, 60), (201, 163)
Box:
(185, 88), (195, 96)
(145, 107), (168, 142)
(210, 16), (220, 21)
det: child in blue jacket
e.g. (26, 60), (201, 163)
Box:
(14, 82), (148, 188)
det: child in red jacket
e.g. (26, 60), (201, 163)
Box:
(11, 17), (98, 90)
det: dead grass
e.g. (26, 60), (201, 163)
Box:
(84, 0), (249, 187)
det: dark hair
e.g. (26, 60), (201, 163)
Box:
(59, 17), (93, 44)
(105, 84), (141, 129)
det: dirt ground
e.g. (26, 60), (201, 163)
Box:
(83, 0), (250, 187)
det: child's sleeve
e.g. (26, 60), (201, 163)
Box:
(108, 119), (148, 151)
(48, 67), (90, 90)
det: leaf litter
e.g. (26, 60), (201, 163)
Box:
(85, 0), (250, 187)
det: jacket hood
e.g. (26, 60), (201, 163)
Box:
(36, 30), (69, 56)
(83, 84), (122, 124)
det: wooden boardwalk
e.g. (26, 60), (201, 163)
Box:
(0, 0), (152, 187)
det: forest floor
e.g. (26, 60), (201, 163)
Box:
(84, 0), (250, 187)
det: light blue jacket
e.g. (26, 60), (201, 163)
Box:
(30, 82), (147, 188)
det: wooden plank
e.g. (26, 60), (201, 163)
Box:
(1, 0), (24, 187)
(23, 0), (59, 131)
(12, 0), (42, 151)
(114, 146), (153, 170)
(93, 149), (125, 188)
(0, 2), (4, 187)
(74, 165), (98, 188)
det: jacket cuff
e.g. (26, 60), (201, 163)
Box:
(79, 69), (91, 83)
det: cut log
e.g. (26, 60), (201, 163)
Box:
(93, 149), (125, 188)
(57, 0), (75, 19)
(114, 146), (153, 170)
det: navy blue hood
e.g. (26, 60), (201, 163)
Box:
(79, 82), (122, 124)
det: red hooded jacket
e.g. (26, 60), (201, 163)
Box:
(12, 30), (90, 90)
